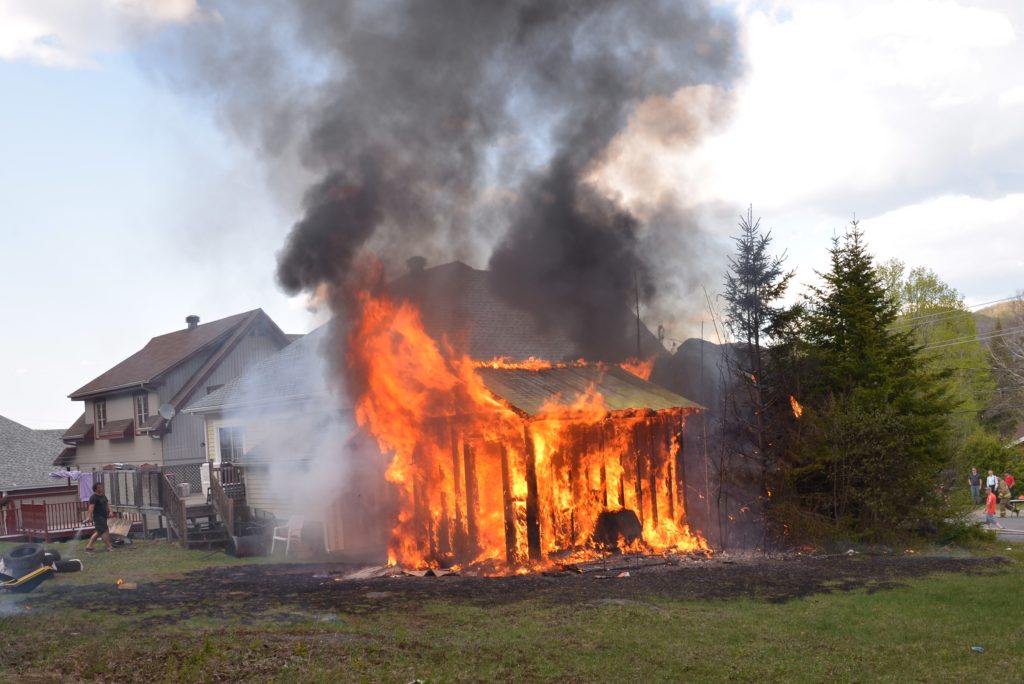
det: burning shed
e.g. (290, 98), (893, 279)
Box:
(347, 285), (706, 571)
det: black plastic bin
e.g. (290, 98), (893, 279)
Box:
(227, 534), (265, 558)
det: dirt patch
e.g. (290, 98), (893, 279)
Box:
(26, 552), (1009, 625)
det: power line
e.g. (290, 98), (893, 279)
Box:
(891, 294), (1021, 330)
(921, 324), (1024, 350)
(947, 367), (1024, 373)
(920, 324), (1024, 352)
(946, 404), (1024, 415)
(663, 294), (1019, 348)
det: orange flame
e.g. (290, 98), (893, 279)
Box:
(619, 357), (655, 380)
(789, 395), (803, 419)
(347, 286), (706, 573)
(477, 356), (554, 370)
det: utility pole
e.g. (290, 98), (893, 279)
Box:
(701, 320), (711, 534)
(634, 271), (642, 359)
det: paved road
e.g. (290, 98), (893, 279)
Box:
(971, 505), (1024, 541)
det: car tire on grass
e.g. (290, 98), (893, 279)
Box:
(42, 549), (62, 564)
(52, 559), (83, 573)
(3, 543), (44, 572)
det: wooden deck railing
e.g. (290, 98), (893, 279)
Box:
(1, 507), (16, 537)
(159, 472), (188, 548)
(19, 502), (87, 539)
(209, 473), (235, 537)
(213, 464), (243, 486)
(13, 502), (144, 542)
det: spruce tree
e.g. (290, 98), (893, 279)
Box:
(722, 206), (794, 424)
(722, 206), (794, 353)
(721, 206), (793, 543)
(792, 222), (955, 537)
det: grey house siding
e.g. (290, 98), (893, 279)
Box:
(203, 329), (284, 388)
(161, 413), (208, 464)
(158, 351), (214, 464)
(160, 332), (283, 464)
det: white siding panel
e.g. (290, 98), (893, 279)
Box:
(72, 394), (163, 469)
(72, 433), (163, 469)
(243, 466), (297, 517)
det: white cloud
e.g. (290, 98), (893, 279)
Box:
(998, 84), (1024, 107)
(595, 0), (1024, 303)
(681, 0), (1023, 215)
(865, 193), (1024, 302)
(0, 0), (205, 68)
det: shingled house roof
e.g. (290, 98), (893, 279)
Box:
(0, 415), (65, 491)
(477, 365), (702, 417)
(69, 310), (287, 400)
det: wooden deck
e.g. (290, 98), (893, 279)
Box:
(1, 501), (144, 542)
(1, 467), (245, 549)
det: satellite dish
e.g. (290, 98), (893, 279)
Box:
(158, 403), (176, 420)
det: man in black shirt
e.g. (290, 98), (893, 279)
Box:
(84, 481), (112, 552)
(968, 468), (982, 506)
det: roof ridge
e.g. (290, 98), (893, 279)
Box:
(69, 309), (269, 399)
(183, 323), (332, 414)
(167, 309), (265, 411)
(144, 311), (258, 384)
(145, 309), (260, 343)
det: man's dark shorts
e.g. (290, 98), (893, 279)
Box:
(93, 516), (109, 535)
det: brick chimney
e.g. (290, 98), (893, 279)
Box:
(186, 315), (200, 330)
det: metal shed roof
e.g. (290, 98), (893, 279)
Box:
(476, 365), (702, 417)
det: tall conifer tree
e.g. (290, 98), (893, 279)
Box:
(721, 206), (793, 540)
(791, 222), (955, 535)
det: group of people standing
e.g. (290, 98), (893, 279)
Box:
(969, 468), (1016, 527)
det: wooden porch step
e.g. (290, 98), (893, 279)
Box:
(185, 503), (215, 519)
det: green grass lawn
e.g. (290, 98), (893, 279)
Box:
(2, 539), (1022, 682)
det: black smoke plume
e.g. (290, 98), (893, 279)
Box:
(154, 0), (740, 359)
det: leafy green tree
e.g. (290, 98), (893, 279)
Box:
(881, 260), (996, 485)
(784, 222), (955, 538)
(985, 299), (1024, 438)
(965, 430), (1024, 481)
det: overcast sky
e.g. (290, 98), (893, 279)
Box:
(1, 0), (1021, 429)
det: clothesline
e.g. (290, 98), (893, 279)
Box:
(48, 470), (84, 481)
(48, 470), (93, 502)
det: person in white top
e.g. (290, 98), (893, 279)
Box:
(987, 470), (999, 493)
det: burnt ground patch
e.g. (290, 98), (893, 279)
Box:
(25, 552), (1009, 625)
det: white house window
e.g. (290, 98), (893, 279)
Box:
(218, 427), (245, 464)
(94, 400), (107, 431)
(134, 392), (149, 426)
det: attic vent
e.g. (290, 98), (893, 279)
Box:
(186, 315), (200, 330)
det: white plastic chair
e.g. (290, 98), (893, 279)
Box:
(270, 514), (304, 555)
